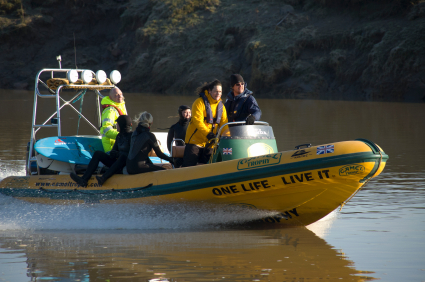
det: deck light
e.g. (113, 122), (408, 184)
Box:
(95, 70), (107, 84)
(66, 70), (79, 83)
(82, 70), (93, 84)
(110, 70), (121, 84)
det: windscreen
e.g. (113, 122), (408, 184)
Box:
(220, 125), (275, 139)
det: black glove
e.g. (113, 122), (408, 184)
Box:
(206, 132), (216, 140)
(109, 150), (119, 159)
(246, 115), (255, 125)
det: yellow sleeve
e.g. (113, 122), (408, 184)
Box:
(191, 98), (211, 137)
(101, 107), (119, 139)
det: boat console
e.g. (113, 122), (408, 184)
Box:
(170, 121), (278, 164)
(211, 121), (278, 162)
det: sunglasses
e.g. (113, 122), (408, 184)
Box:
(234, 82), (244, 87)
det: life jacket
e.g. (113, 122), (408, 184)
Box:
(185, 91), (228, 147)
(200, 90), (223, 127)
(101, 104), (125, 116)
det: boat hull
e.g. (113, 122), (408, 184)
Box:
(0, 139), (388, 226)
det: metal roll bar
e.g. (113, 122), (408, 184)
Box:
(35, 69), (110, 98)
(27, 68), (116, 175)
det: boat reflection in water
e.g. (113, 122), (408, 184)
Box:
(0, 222), (375, 281)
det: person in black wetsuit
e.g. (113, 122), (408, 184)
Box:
(167, 105), (191, 168)
(70, 115), (133, 187)
(126, 111), (174, 174)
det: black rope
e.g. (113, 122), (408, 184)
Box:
(38, 183), (153, 195)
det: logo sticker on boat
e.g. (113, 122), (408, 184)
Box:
(54, 138), (66, 145)
(53, 138), (74, 145)
(246, 128), (269, 136)
(291, 149), (311, 158)
(317, 144), (334, 155)
(339, 164), (365, 176)
(237, 154), (281, 170)
(247, 143), (274, 157)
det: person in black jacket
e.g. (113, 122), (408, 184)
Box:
(224, 74), (261, 125)
(70, 115), (133, 187)
(126, 111), (174, 174)
(167, 105), (191, 168)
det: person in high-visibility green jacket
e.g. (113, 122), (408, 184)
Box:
(100, 87), (127, 152)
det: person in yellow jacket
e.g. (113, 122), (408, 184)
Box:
(182, 79), (228, 167)
(100, 87), (127, 152)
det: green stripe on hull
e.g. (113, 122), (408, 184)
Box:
(0, 151), (388, 202)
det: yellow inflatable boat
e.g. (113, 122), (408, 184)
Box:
(0, 67), (389, 227)
(0, 138), (387, 226)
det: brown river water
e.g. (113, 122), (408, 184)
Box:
(0, 89), (424, 281)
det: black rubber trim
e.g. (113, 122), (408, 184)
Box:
(356, 138), (388, 183)
(356, 138), (381, 154)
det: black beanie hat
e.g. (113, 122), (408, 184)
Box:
(116, 115), (132, 133)
(178, 105), (190, 114)
(230, 74), (244, 87)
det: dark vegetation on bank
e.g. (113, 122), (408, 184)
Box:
(1, 0), (425, 101)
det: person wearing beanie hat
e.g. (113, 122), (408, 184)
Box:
(126, 112), (174, 174)
(167, 105), (191, 168)
(230, 74), (244, 88)
(225, 74), (261, 125)
(70, 115), (133, 187)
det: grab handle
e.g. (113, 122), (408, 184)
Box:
(295, 143), (311, 150)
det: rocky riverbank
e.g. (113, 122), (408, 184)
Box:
(1, 0), (424, 101)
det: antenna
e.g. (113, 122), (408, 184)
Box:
(56, 55), (62, 69)
(73, 32), (78, 69)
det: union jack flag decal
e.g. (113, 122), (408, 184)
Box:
(317, 144), (334, 155)
(223, 148), (232, 155)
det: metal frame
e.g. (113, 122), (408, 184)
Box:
(27, 68), (115, 175)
